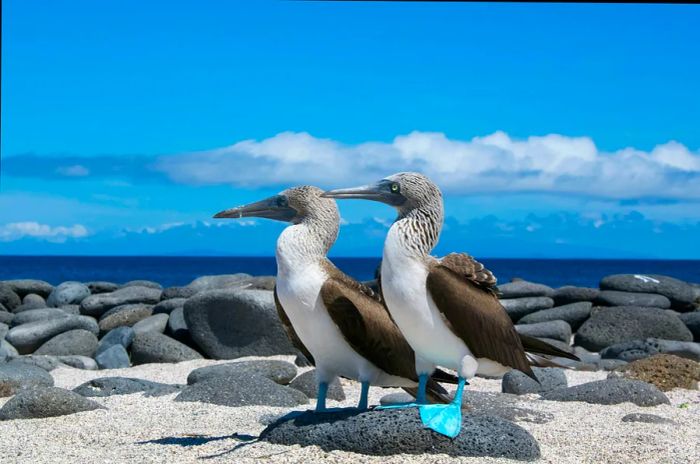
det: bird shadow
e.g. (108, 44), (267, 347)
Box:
(136, 432), (257, 447)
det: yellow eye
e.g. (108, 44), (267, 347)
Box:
(390, 183), (399, 193)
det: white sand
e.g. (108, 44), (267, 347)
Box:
(1, 356), (698, 463)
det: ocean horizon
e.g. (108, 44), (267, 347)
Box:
(2, 255), (699, 288)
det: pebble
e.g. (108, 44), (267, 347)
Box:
(599, 274), (696, 310)
(0, 387), (105, 420)
(80, 286), (162, 318)
(501, 367), (568, 395)
(132, 313), (169, 335)
(595, 290), (671, 309)
(574, 306), (693, 351)
(34, 329), (98, 357)
(6, 316), (99, 354)
(500, 297), (554, 322)
(621, 413), (675, 424)
(187, 360), (297, 385)
(184, 289), (297, 359)
(46, 281), (91, 307)
(607, 354), (700, 391)
(541, 378), (670, 406)
(0, 362), (54, 397)
(3, 280), (54, 298)
(288, 369), (346, 400)
(130, 332), (202, 365)
(73, 377), (181, 397)
(517, 302), (592, 331)
(498, 280), (554, 298)
(599, 338), (700, 362)
(515, 320), (572, 343)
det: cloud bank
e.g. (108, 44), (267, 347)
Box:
(0, 222), (89, 242)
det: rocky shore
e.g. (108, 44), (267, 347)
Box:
(0, 272), (699, 462)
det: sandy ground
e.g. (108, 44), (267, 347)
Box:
(0, 356), (698, 464)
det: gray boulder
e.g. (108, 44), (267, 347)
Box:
(184, 289), (297, 359)
(0, 311), (14, 325)
(57, 355), (98, 370)
(0, 387), (105, 420)
(3, 280), (53, 298)
(34, 329), (98, 357)
(515, 321), (571, 344)
(95, 344), (130, 369)
(289, 369), (345, 400)
(161, 286), (197, 300)
(167, 306), (188, 340)
(574, 306), (693, 351)
(600, 274), (696, 310)
(73, 377), (181, 397)
(600, 338), (700, 362)
(501, 367), (567, 395)
(0, 362), (54, 396)
(6, 316), (99, 354)
(132, 313), (169, 335)
(96, 326), (135, 355)
(130, 332), (202, 365)
(517, 302), (592, 331)
(11, 308), (70, 327)
(0, 340), (19, 361)
(86, 281), (120, 294)
(541, 379), (669, 406)
(7, 355), (62, 371)
(498, 281), (554, 299)
(0, 322), (8, 340)
(500, 297), (554, 322)
(0, 284), (21, 311)
(552, 286), (600, 305)
(20, 294), (47, 310)
(595, 290), (671, 309)
(678, 312), (700, 342)
(121, 280), (162, 290)
(47, 282), (90, 307)
(186, 274), (252, 292)
(98, 304), (153, 333)
(260, 409), (540, 460)
(152, 298), (186, 315)
(80, 286), (161, 318)
(59, 305), (81, 315)
(187, 360), (297, 385)
(175, 374), (308, 407)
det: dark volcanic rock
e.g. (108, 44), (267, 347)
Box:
(607, 354), (700, 391)
(498, 281), (554, 299)
(600, 274), (696, 310)
(98, 304), (154, 333)
(541, 379), (670, 406)
(552, 286), (600, 306)
(574, 306), (693, 351)
(80, 286), (162, 318)
(184, 289), (297, 359)
(621, 413), (675, 424)
(288, 369), (345, 400)
(515, 321), (571, 343)
(517, 302), (592, 331)
(679, 312), (700, 342)
(46, 282), (91, 307)
(0, 362), (54, 397)
(0, 283), (21, 311)
(0, 387), (105, 420)
(260, 409), (541, 460)
(187, 360), (297, 385)
(73, 377), (181, 397)
(34, 329), (98, 357)
(96, 326), (135, 355)
(130, 332), (202, 365)
(86, 281), (119, 294)
(167, 306), (188, 340)
(4, 280), (54, 298)
(6, 316), (99, 354)
(175, 374), (308, 407)
(95, 345), (130, 369)
(600, 338), (700, 362)
(501, 367), (567, 395)
(132, 313), (169, 335)
(595, 290), (671, 309)
(152, 298), (186, 315)
(500, 297), (554, 322)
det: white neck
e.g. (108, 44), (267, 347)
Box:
(276, 222), (327, 278)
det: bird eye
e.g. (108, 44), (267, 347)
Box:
(390, 183), (400, 193)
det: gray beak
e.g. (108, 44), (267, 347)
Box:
(213, 195), (297, 223)
(321, 183), (385, 201)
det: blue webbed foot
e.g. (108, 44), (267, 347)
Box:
(418, 402), (462, 438)
(374, 401), (421, 410)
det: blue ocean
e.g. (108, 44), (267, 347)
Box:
(1, 256), (699, 288)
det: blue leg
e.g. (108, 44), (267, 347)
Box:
(418, 377), (466, 438)
(416, 373), (428, 404)
(357, 381), (370, 410)
(315, 382), (328, 412)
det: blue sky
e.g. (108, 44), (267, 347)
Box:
(2, 1), (699, 258)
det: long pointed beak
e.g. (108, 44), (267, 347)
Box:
(321, 184), (384, 200)
(213, 195), (297, 222)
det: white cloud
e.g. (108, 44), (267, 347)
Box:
(0, 222), (89, 242)
(56, 164), (90, 177)
(155, 131), (700, 199)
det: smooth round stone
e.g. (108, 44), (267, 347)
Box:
(0, 362), (54, 397)
(3, 280), (54, 298)
(0, 284), (21, 311)
(21, 294), (46, 310)
(517, 302), (592, 331)
(552, 286), (600, 305)
(98, 304), (154, 333)
(152, 298), (186, 315)
(595, 290), (671, 309)
(8, 355), (62, 371)
(59, 305), (81, 315)
(6, 316), (99, 354)
(574, 306), (693, 351)
(598, 359), (629, 371)
(678, 312), (700, 342)
(288, 369), (345, 400)
(0, 322), (8, 340)
(132, 313), (169, 335)
(57, 355), (98, 370)
(600, 274), (696, 310)
(167, 306), (188, 340)
(161, 286), (197, 300)
(187, 360), (297, 386)
(259, 409), (541, 460)
(175, 374), (308, 407)
(95, 344), (130, 370)
(621, 413), (675, 424)
(73, 377), (181, 397)
(96, 326), (135, 356)
(121, 280), (163, 290)
(515, 320), (571, 344)
(0, 387), (105, 420)
(501, 367), (567, 395)
(86, 281), (119, 294)
(184, 289), (297, 359)
(600, 338), (700, 362)
(80, 286), (162, 318)
(607, 354), (700, 391)
(241, 276), (276, 291)
(130, 332), (202, 365)
(186, 274), (252, 292)
(0, 311), (14, 325)
(46, 282), (91, 307)
(0, 340), (19, 361)
(500, 297), (555, 322)
(498, 280), (554, 299)
(34, 329), (98, 357)
(541, 379), (670, 406)
(11, 308), (70, 327)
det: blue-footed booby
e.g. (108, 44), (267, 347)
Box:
(214, 185), (455, 412)
(323, 173), (578, 437)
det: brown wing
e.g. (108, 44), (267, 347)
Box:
(320, 262), (418, 381)
(427, 258), (535, 380)
(273, 286), (315, 365)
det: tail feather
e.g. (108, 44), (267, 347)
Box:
(519, 334), (580, 361)
(430, 368), (459, 385)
